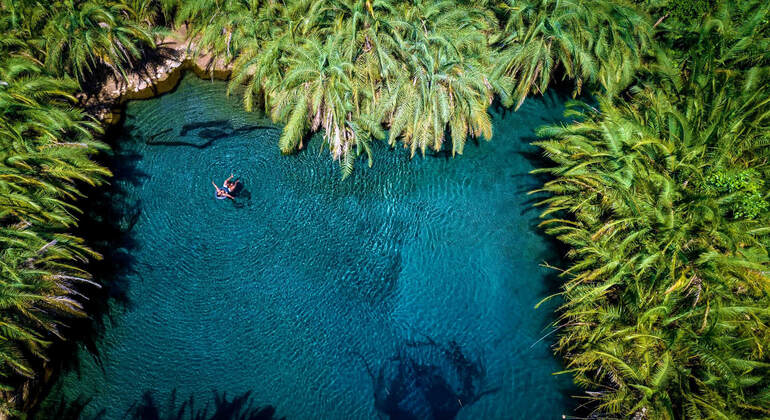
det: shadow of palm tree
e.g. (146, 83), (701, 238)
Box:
(33, 125), (148, 396)
(33, 389), (284, 420)
(127, 389), (283, 420)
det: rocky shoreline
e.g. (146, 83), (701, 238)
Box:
(79, 27), (233, 125)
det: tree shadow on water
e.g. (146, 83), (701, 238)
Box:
(33, 390), (284, 420)
(126, 390), (284, 420)
(513, 109), (586, 418)
(136, 120), (279, 149)
(32, 125), (150, 410)
(357, 338), (498, 420)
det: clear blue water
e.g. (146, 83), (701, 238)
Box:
(43, 74), (574, 419)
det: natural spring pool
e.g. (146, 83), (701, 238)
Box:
(41, 74), (574, 419)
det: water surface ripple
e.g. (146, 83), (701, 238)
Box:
(45, 75), (573, 419)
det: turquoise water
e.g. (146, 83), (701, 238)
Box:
(43, 74), (573, 419)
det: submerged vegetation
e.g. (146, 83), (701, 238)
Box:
(0, 0), (768, 418)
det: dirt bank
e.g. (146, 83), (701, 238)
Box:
(79, 27), (233, 124)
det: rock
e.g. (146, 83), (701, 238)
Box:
(82, 27), (234, 125)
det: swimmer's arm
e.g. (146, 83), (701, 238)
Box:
(212, 181), (219, 190)
(225, 193), (235, 199)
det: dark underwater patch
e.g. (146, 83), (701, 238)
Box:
(364, 339), (498, 420)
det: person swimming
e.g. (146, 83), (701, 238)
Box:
(212, 181), (233, 200)
(223, 174), (240, 192)
(212, 174), (239, 200)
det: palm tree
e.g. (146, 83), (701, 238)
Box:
(0, 53), (109, 414)
(375, 0), (505, 156)
(176, 0), (264, 61)
(226, 1), (296, 113)
(494, 0), (651, 108)
(533, 65), (770, 417)
(1, 1), (767, 418)
(271, 35), (360, 160)
(225, 0), (506, 171)
(529, 2), (770, 415)
(42, 0), (157, 81)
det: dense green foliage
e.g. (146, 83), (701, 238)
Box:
(177, 0), (651, 175)
(0, 0), (768, 418)
(534, 1), (770, 418)
(0, 0), (142, 415)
